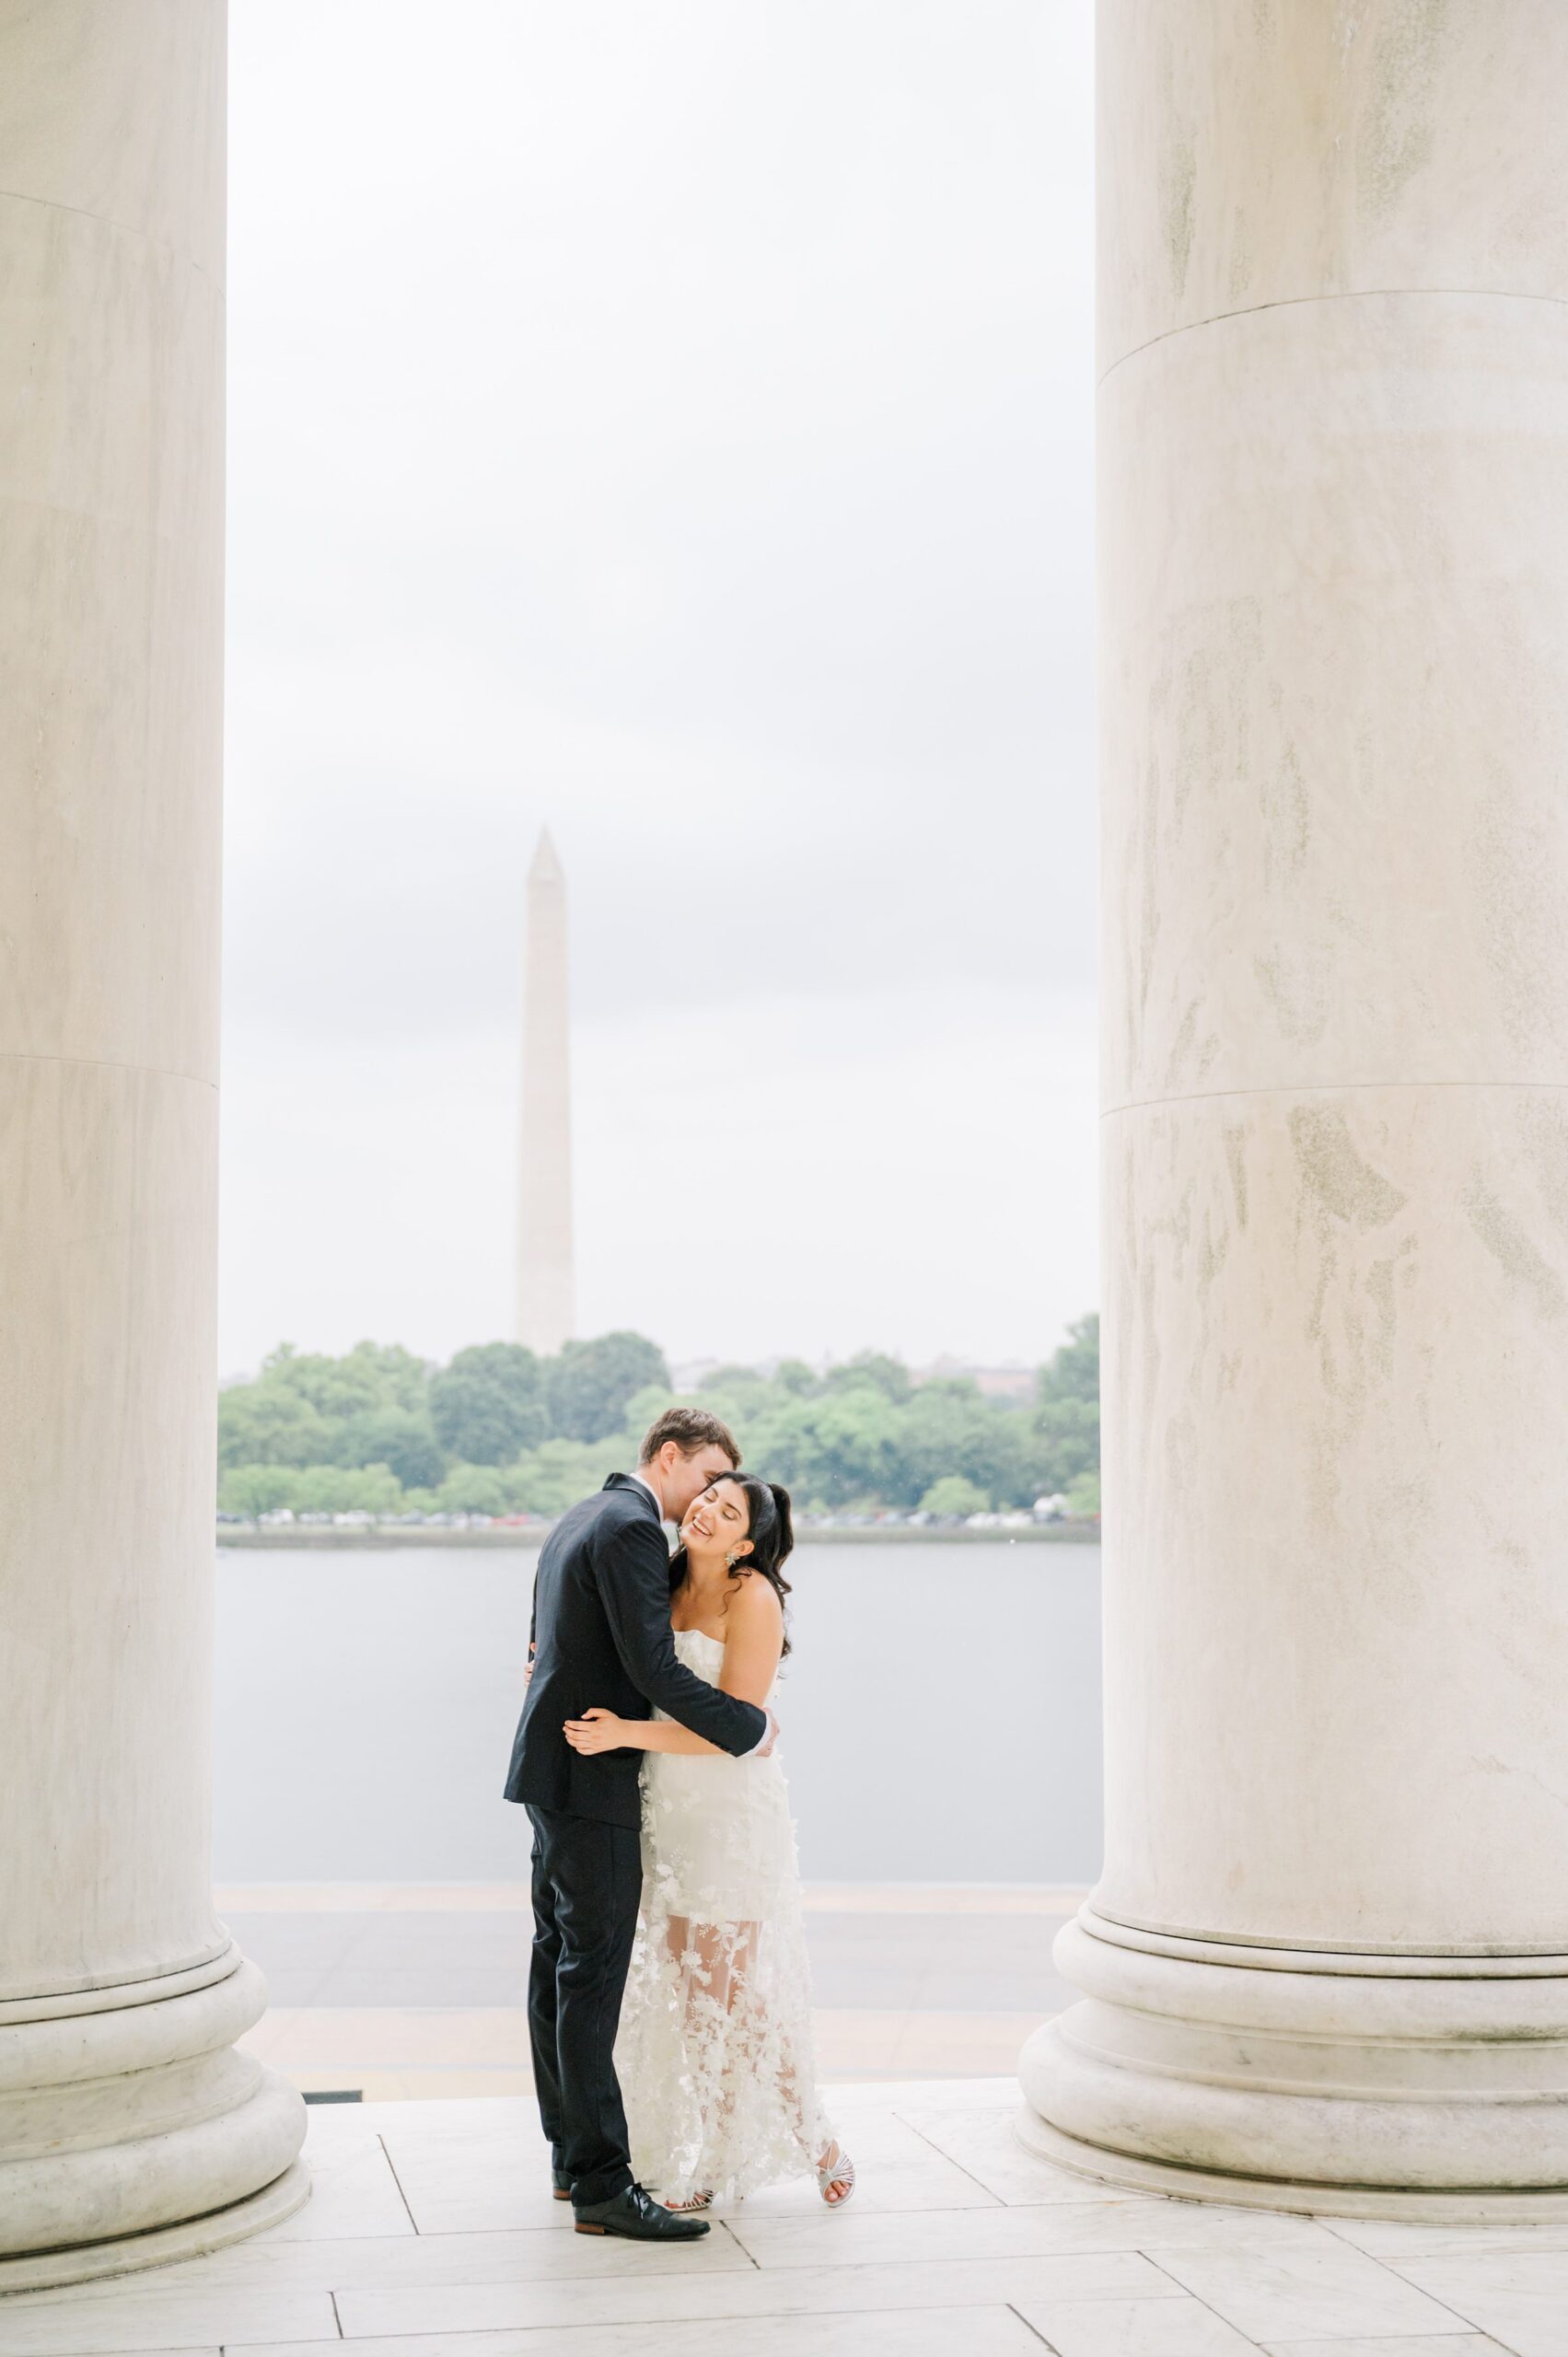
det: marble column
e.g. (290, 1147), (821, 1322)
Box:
(0, 1), (307, 2288)
(515, 828), (575, 1356)
(1021, 1), (1568, 2217)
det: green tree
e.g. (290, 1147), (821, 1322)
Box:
(219, 1462), (408, 1516)
(291, 1462), (403, 1515)
(546, 1331), (670, 1443)
(621, 1382), (678, 1446)
(693, 1369), (773, 1457)
(430, 1342), (548, 1465)
(700, 1364), (775, 1416)
(1028, 1396), (1099, 1494)
(919, 1474), (989, 1518)
(334, 1408), (447, 1490)
(501, 1435), (630, 1517)
(436, 1463), (509, 1515)
(751, 1387), (905, 1508)
(218, 1340), (436, 1469)
(897, 1380), (1035, 1510)
(1066, 1468), (1100, 1517)
(1038, 1315), (1098, 1403)
(217, 1383), (333, 1469)
(1031, 1315), (1100, 1496)
(215, 1321), (1103, 1521)
(824, 1352), (911, 1402)
(260, 1340), (429, 1419)
(218, 1464), (299, 1516)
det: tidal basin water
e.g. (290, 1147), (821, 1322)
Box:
(214, 1541), (1103, 1885)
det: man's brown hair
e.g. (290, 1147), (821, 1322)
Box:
(638, 1405), (741, 1469)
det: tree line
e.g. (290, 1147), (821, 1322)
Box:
(217, 1318), (1100, 1522)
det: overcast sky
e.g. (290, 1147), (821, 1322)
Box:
(220, 0), (1096, 1380)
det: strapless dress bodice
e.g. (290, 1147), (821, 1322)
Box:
(655, 1625), (776, 1715)
(672, 1627), (726, 1675)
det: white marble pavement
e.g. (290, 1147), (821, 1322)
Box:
(1, 2077), (1564, 2355)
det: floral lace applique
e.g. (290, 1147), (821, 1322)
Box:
(615, 1629), (833, 2203)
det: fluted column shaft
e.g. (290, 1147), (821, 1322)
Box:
(0, 0), (306, 2287)
(1022, 0), (1568, 2217)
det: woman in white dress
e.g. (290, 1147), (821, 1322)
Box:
(563, 1473), (855, 2212)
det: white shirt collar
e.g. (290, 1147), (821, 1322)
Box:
(628, 1468), (665, 1518)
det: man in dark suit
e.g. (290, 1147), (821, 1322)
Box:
(504, 1405), (771, 2241)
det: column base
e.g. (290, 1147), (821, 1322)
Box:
(1016, 2095), (1568, 2224)
(0, 1950), (309, 2286)
(0, 2159), (309, 2294)
(1020, 1907), (1568, 2221)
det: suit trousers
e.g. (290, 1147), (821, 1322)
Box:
(525, 1804), (643, 2207)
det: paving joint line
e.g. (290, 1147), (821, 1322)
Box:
(894, 2107), (1010, 2205)
(1138, 2246), (1263, 2344)
(377, 2131), (421, 2234)
(1374, 2248), (1539, 2350)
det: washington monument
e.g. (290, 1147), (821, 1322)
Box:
(515, 829), (575, 1355)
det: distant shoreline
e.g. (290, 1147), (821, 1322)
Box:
(216, 1520), (1100, 1551)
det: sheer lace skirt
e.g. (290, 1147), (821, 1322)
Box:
(616, 1741), (833, 2204)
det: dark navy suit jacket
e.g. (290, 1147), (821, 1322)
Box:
(503, 1473), (768, 1828)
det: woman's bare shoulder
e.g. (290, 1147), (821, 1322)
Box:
(731, 1572), (784, 1624)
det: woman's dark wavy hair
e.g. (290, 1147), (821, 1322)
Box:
(668, 1472), (795, 1656)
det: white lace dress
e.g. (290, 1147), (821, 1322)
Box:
(615, 1627), (834, 2204)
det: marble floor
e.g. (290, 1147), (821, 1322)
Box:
(4, 2077), (1565, 2356)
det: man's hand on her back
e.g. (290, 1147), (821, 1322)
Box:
(755, 1708), (780, 1759)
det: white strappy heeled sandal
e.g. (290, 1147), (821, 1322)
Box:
(817, 2140), (855, 2206)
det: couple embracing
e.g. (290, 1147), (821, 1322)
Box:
(503, 1406), (854, 2241)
